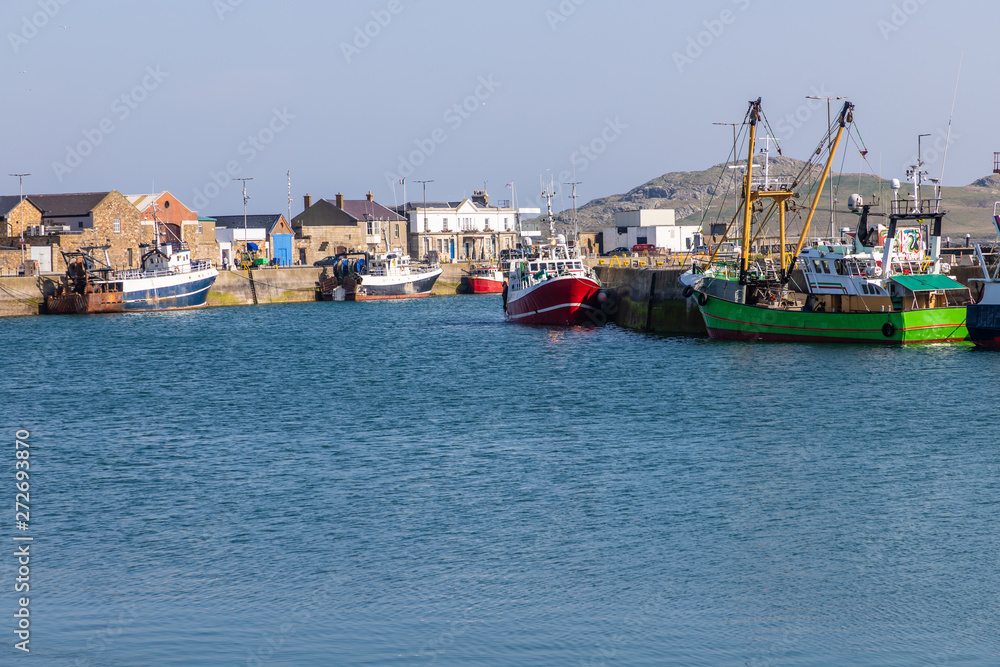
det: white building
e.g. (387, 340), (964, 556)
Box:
(602, 209), (701, 253)
(401, 190), (540, 261)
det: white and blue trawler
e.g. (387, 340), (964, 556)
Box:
(47, 242), (218, 314)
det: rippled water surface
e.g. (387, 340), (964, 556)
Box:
(4, 296), (1000, 665)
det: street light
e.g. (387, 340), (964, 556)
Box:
(806, 95), (847, 238)
(415, 179), (433, 238)
(10, 173), (30, 271)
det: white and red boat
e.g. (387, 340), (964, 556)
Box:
(465, 265), (505, 294)
(503, 235), (601, 324)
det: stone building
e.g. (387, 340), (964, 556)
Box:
(0, 196), (43, 275)
(126, 192), (219, 265)
(292, 192), (407, 265)
(16, 191), (142, 273)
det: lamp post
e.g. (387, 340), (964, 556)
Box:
(10, 173), (30, 270)
(415, 180), (433, 230)
(806, 95), (847, 238)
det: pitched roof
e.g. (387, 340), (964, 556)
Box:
(28, 193), (110, 217)
(125, 193), (166, 211)
(332, 199), (406, 222)
(211, 214), (287, 234)
(0, 196), (26, 217)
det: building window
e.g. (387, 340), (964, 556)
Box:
(367, 220), (381, 236)
(504, 217), (509, 230)
(113, 219), (121, 233)
(395, 223), (400, 238)
(442, 217), (449, 231)
(198, 223), (204, 235)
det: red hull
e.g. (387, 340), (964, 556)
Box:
(468, 277), (505, 294)
(505, 276), (601, 325)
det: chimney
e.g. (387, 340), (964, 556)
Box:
(367, 191), (374, 202)
(336, 193), (344, 209)
(303, 194), (312, 211)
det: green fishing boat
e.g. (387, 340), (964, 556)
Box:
(683, 98), (971, 344)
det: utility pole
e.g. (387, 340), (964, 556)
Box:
(10, 173), (30, 270)
(806, 95), (847, 238)
(236, 177), (253, 258)
(287, 170), (292, 227)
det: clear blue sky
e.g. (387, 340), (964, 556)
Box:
(2, 0), (991, 218)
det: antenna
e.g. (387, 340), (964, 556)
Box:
(287, 170), (292, 226)
(541, 177), (556, 240)
(937, 52), (963, 213)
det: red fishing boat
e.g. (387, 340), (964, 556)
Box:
(466, 265), (505, 294)
(503, 235), (600, 325)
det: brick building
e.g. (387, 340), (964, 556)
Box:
(292, 192), (406, 265)
(126, 192), (219, 265)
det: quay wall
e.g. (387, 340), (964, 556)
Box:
(593, 264), (987, 335)
(0, 263), (477, 317)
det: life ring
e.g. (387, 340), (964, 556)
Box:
(697, 292), (709, 306)
(682, 285), (695, 299)
(882, 322), (896, 338)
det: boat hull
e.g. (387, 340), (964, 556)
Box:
(45, 291), (125, 315)
(506, 276), (601, 325)
(351, 269), (442, 301)
(468, 276), (505, 294)
(697, 293), (969, 344)
(966, 304), (1000, 348)
(121, 269), (218, 311)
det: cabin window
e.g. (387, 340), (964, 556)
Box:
(113, 219), (121, 234)
(530, 263), (538, 271)
(823, 261), (832, 273)
(812, 260), (823, 273)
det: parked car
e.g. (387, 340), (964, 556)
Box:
(605, 246), (630, 257)
(632, 243), (657, 253)
(313, 256), (340, 267)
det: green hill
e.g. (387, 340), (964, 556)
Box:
(541, 157), (1000, 241)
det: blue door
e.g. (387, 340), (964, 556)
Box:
(450, 240), (455, 260)
(272, 234), (292, 266)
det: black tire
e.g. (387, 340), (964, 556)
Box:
(682, 285), (695, 299)
(882, 322), (896, 338)
(697, 292), (709, 306)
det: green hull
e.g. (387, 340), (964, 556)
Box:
(698, 294), (969, 344)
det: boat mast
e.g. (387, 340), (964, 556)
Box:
(790, 101), (854, 264)
(565, 181), (582, 248)
(739, 99), (760, 285)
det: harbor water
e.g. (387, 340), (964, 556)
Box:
(4, 296), (1000, 665)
